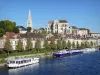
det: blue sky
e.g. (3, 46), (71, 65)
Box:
(0, 0), (100, 32)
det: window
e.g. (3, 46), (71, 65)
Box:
(10, 61), (15, 64)
(16, 61), (19, 64)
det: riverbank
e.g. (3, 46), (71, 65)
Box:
(0, 50), (56, 67)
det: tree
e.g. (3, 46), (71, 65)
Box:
(80, 42), (84, 49)
(62, 40), (66, 49)
(27, 27), (32, 32)
(25, 39), (33, 51)
(43, 40), (49, 50)
(90, 41), (93, 48)
(49, 40), (57, 50)
(84, 41), (90, 48)
(16, 39), (24, 52)
(72, 41), (75, 49)
(35, 40), (41, 51)
(0, 20), (17, 34)
(93, 42), (96, 47)
(67, 40), (71, 49)
(5, 25), (13, 32)
(57, 40), (62, 50)
(4, 38), (12, 55)
(0, 21), (5, 29)
(13, 27), (19, 33)
(76, 41), (80, 49)
(0, 28), (5, 37)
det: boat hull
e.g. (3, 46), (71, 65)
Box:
(53, 53), (70, 57)
(6, 58), (39, 68)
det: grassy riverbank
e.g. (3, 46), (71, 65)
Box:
(0, 49), (56, 64)
(9, 49), (56, 57)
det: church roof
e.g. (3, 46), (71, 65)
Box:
(59, 20), (68, 23)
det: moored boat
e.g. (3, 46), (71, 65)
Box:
(53, 49), (83, 57)
(53, 50), (70, 57)
(6, 57), (39, 68)
(70, 50), (83, 55)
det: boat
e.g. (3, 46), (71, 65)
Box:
(8, 63), (39, 75)
(53, 48), (98, 57)
(70, 50), (83, 55)
(53, 49), (83, 57)
(83, 48), (97, 53)
(53, 50), (70, 57)
(6, 57), (39, 68)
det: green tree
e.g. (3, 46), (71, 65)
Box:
(13, 27), (19, 33)
(5, 25), (13, 32)
(4, 38), (12, 55)
(57, 40), (62, 50)
(25, 39), (33, 51)
(0, 28), (5, 37)
(67, 40), (71, 49)
(35, 40), (41, 51)
(0, 21), (5, 29)
(80, 42), (85, 49)
(43, 40), (49, 49)
(84, 41), (87, 48)
(76, 41), (80, 49)
(84, 41), (90, 48)
(62, 40), (66, 49)
(16, 39), (24, 52)
(93, 42), (96, 47)
(0, 20), (17, 34)
(49, 40), (57, 50)
(90, 41), (93, 48)
(72, 41), (75, 49)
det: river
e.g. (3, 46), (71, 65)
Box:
(0, 51), (100, 75)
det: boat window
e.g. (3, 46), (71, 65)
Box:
(10, 61), (15, 64)
(21, 61), (23, 64)
(16, 61), (19, 64)
(23, 60), (26, 63)
(19, 61), (21, 64)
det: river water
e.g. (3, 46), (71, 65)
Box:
(0, 51), (100, 75)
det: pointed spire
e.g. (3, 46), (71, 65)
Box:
(28, 9), (31, 20)
(27, 9), (33, 32)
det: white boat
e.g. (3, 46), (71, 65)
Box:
(6, 57), (39, 68)
(83, 48), (97, 53)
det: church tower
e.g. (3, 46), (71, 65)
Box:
(27, 9), (33, 32)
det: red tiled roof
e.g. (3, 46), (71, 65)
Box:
(4, 32), (20, 39)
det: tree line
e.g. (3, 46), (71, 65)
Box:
(4, 38), (96, 54)
(0, 20), (19, 37)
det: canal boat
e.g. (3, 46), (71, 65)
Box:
(53, 49), (83, 57)
(6, 57), (39, 68)
(53, 50), (70, 57)
(83, 48), (97, 53)
(70, 50), (83, 55)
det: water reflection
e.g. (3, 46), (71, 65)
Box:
(8, 63), (39, 75)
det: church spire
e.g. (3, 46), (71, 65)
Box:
(27, 9), (33, 32)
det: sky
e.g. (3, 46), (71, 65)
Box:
(0, 0), (100, 32)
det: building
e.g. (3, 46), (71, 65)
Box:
(77, 28), (90, 37)
(90, 33), (100, 38)
(17, 26), (27, 34)
(46, 20), (69, 34)
(27, 9), (33, 32)
(67, 26), (78, 35)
